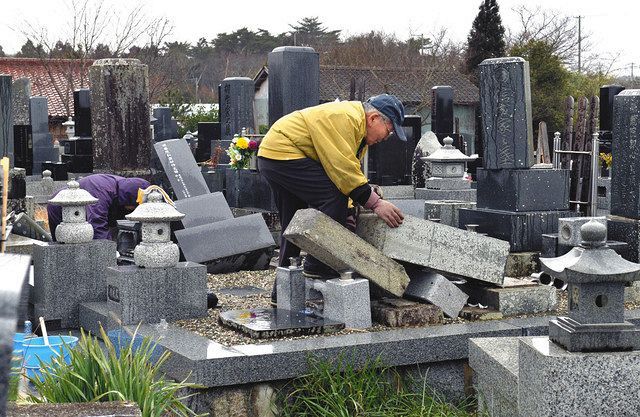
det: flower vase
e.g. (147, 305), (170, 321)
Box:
(249, 154), (258, 171)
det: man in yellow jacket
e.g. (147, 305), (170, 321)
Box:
(258, 94), (405, 283)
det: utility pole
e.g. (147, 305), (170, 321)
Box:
(575, 15), (582, 73)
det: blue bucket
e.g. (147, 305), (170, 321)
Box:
(22, 335), (79, 369)
(13, 333), (25, 351)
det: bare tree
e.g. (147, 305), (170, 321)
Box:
(16, 0), (172, 115)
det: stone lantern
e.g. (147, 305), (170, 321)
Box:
(126, 190), (184, 268)
(48, 180), (98, 243)
(540, 219), (640, 351)
(62, 117), (75, 139)
(422, 137), (476, 179)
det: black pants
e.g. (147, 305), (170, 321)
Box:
(258, 156), (348, 271)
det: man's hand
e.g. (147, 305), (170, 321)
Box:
(373, 199), (404, 228)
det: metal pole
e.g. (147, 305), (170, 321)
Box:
(590, 132), (600, 216)
(553, 132), (561, 169)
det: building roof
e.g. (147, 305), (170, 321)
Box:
(0, 57), (92, 117)
(254, 65), (479, 106)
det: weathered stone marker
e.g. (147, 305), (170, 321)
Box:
(356, 213), (509, 286)
(220, 77), (254, 140)
(283, 208), (409, 297)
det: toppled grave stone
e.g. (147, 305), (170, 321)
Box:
(371, 298), (443, 327)
(404, 270), (468, 318)
(283, 208), (410, 297)
(356, 212), (509, 286)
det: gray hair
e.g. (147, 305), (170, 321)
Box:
(363, 102), (391, 123)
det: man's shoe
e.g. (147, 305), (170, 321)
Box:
(302, 265), (340, 279)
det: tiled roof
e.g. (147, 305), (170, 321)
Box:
(0, 58), (92, 117)
(319, 65), (478, 106)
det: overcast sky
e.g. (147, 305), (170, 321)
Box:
(0, 0), (636, 76)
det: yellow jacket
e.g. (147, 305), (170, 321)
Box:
(257, 101), (368, 196)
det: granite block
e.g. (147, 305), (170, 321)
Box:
(611, 90), (640, 219)
(319, 278), (372, 329)
(401, 359), (469, 404)
(356, 213), (508, 285)
(225, 169), (277, 211)
(504, 252), (539, 277)
(414, 187), (476, 202)
(33, 240), (116, 329)
(154, 138), (209, 199)
(479, 57), (534, 170)
(607, 214), (640, 262)
(424, 177), (472, 190)
(370, 298), (443, 327)
(424, 200), (476, 227)
(379, 185), (415, 199)
(558, 216), (607, 247)
(175, 214), (275, 272)
(458, 208), (578, 252)
(518, 336), (640, 417)
(476, 168), (570, 211)
(276, 265), (306, 312)
(404, 270), (468, 318)
(173, 192), (233, 229)
(107, 262), (207, 325)
(284, 208), (410, 297)
(387, 199), (424, 218)
(11, 77), (30, 125)
(78, 302), (120, 335)
(462, 278), (557, 316)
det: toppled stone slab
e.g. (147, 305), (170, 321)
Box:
(219, 308), (344, 338)
(424, 200), (476, 227)
(283, 208), (410, 297)
(462, 278), (557, 316)
(7, 402), (142, 417)
(356, 213), (509, 286)
(380, 185), (415, 199)
(388, 199), (425, 218)
(404, 270), (468, 318)
(370, 298), (443, 327)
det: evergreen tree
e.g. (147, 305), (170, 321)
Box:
(16, 39), (46, 58)
(465, 0), (506, 80)
(289, 17), (341, 47)
(0, 45), (4, 57)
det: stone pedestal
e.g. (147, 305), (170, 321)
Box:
(458, 208), (577, 252)
(275, 264), (306, 312)
(107, 262), (207, 325)
(33, 240), (116, 329)
(220, 77), (254, 141)
(90, 58), (151, 175)
(314, 277), (372, 329)
(267, 46), (319, 125)
(476, 168), (570, 211)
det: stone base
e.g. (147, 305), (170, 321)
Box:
(33, 240), (116, 329)
(549, 317), (640, 352)
(424, 200), (476, 227)
(107, 262), (207, 325)
(370, 298), (443, 327)
(225, 169), (277, 211)
(458, 208), (578, 252)
(387, 199), (425, 218)
(321, 278), (372, 329)
(476, 168), (570, 212)
(415, 188), (476, 202)
(504, 252), (539, 277)
(462, 278), (557, 316)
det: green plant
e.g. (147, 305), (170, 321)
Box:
(7, 373), (19, 402)
(279, 354), (478, 417)
(599, 152), (612, 168)
(28, 326), (202, 417)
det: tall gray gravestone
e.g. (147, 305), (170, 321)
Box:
(89, 58), (151, 175)
(0, 254), (29, 414)
(220, 77), (254, 141)
(13, 79), (33, 174)
(478, 57), (534, 169)
(0, 75), (13, 166)
(267, 46), (319, 126)
(608, 90), (640, 262)
(458, 57), (573, 251)
(30, 97), (55, 175)
(11, 78), (30, 126)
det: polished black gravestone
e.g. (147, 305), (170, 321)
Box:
(152, 107), (178, 142)
(153, 138), (209, 199)
(225, 169), (277, 211)
(220, 78), (254, 141)
(268, 46), (319, 125)
(478, 57), (534, 169)
(368, 115), (421, 185)
(60, 89), (93, 173)
(599, 84), (625, 152)
(611, 90), (640, 219)
(73, 89), (91, 137)
(431, 86), (454, 141)
(30, 97), (55, 175)
(219, 308), (344, 339)
(41, 162), (68, 181)
(196, 121), (219, 162)
(13, 125), (32, 175)
(476, 168), (570, 212)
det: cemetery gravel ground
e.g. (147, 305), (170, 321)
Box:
(174, 270), (640, 346)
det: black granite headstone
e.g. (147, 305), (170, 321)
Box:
(219, 78), (254, 141)
(479, 57), (534, 169)
(173, 192), (233, 229)
(40, 161), (68, 181)
(30, 97), (55, 175)
(73, 89), (91, 138)
(599, 84), (625, 153)
(225, 170), (277, 211)
(152, 107), (177, 142)
(267, 46), (319, 126)
(611, 90), (640, 219)
(196, 122), (220, 162)
(13, 125), (32, 175)
(367, 115), (421, 185)
(431, 86), (454, 137)
(153, 138), (209, 199)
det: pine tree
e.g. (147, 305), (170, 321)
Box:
(465, 0), (506, 80)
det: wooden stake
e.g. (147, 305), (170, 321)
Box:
(0, 157), (8, 253)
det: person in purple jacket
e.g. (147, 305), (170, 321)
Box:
(47, 174), (150, 241)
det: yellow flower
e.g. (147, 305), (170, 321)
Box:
(236, 137), (249, 149)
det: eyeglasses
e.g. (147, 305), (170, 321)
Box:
(380, 116), (394, 138)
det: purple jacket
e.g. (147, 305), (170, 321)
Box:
(47, 174), (150, 241)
